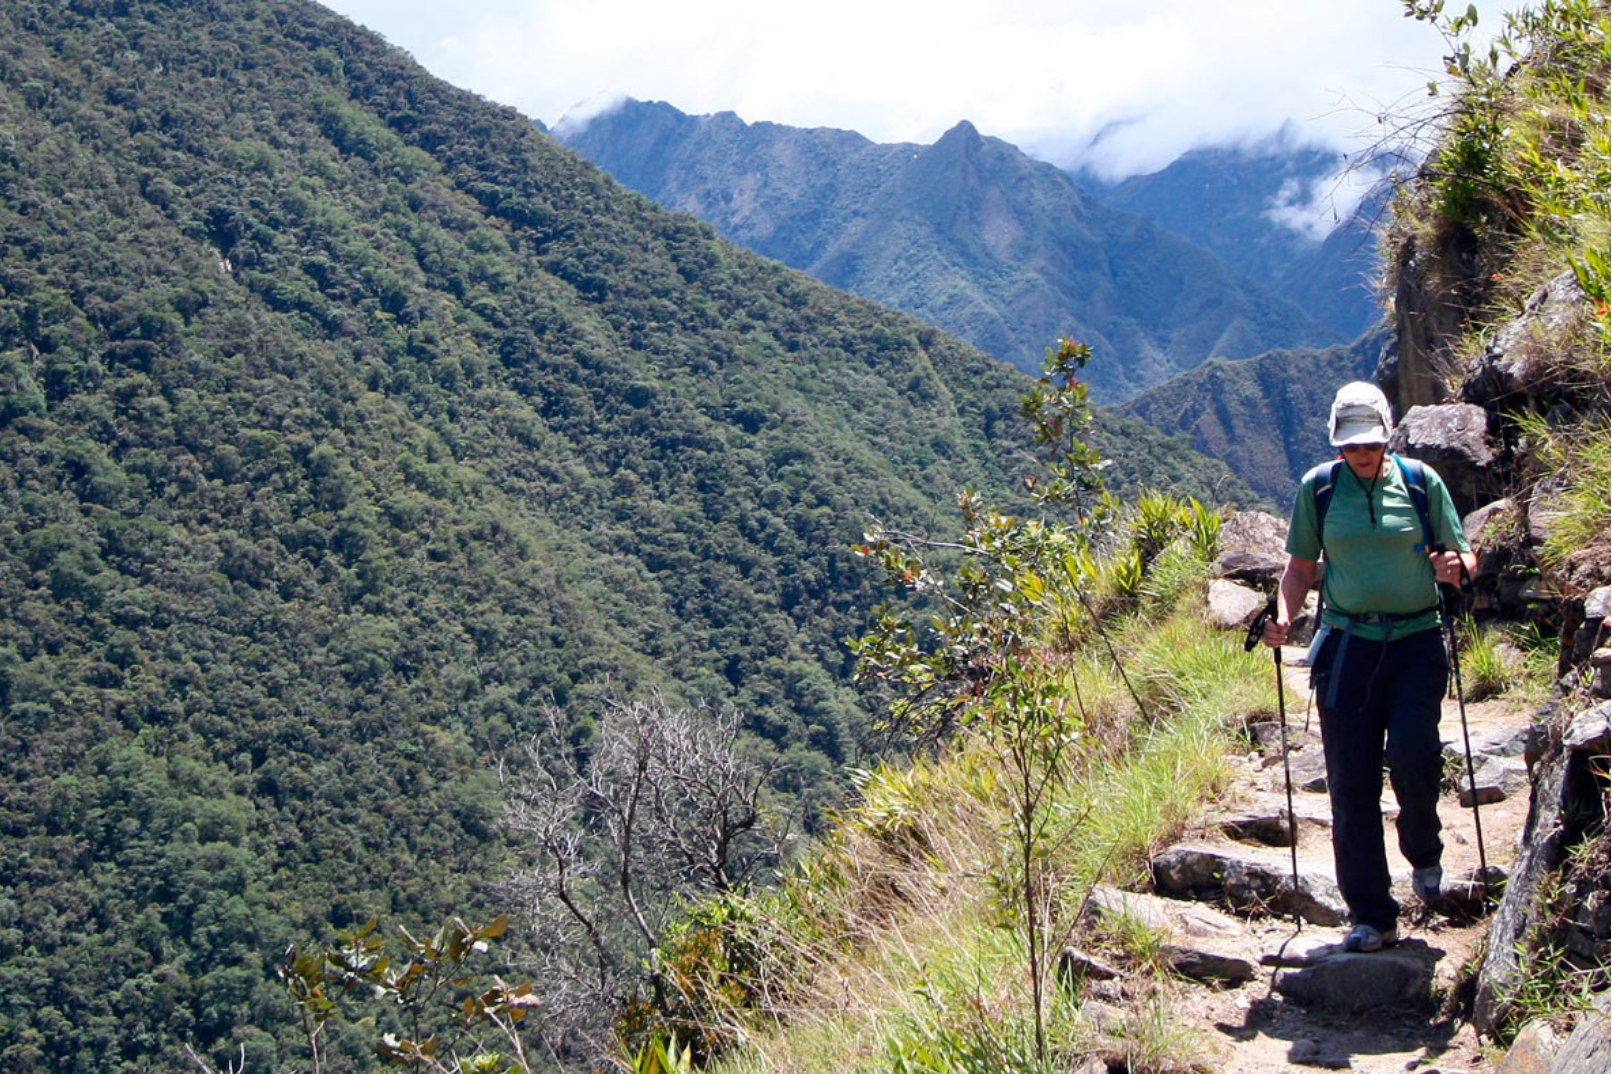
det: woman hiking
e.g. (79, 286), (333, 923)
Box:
(1262, 381), (1477, 952)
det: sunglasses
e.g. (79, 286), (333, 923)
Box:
(1339, 443), (1385, 455)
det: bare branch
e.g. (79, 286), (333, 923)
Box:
(497, 692), (794, 1066)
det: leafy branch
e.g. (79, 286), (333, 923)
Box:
(278, 916), (542, 1074)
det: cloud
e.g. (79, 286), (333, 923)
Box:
(548, 91), (628, 139)
(1266, 170), (1374, 242)
(322, 0), (1506, 182)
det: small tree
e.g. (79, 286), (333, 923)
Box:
(851, 338), (1116, 1064)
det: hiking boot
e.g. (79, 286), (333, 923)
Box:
(1413, 865), (1443, 903)
(1342, 923), (1398, 952)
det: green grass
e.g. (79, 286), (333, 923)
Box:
(699, 577), (1250, 1074)
(1510, 410), (1611, 575)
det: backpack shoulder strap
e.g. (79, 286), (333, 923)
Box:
(1310, 459), (1345, 550)
(1392, 454), (1437, 550)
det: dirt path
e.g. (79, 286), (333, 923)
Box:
(1158, 651), (1535, 1073)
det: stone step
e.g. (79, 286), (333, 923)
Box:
(1150, 842), (1347, 926)
(1267, 934), (1440, 1014)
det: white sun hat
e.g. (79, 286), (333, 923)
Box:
(1328, 381), (1394, 447)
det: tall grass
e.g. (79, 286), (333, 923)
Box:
(697, 566), (1255, 1074)
(1066, 611), (1260, 888)
(1511, 410), (1612, 575)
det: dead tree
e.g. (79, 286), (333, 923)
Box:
(500, 693), (790, 1059)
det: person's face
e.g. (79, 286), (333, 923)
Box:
(1340, 442), (1386, 479)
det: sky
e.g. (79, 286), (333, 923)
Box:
(317, 0), (1506, 187)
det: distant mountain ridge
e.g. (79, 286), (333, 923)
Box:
(1081, 137), (1389, 341)
(1117, 330), (1384, 504)
(557, 99), (1343, 402)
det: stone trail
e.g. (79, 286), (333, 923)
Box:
(1075, 650), (1583, 1074)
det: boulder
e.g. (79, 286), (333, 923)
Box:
(1456, 754), (1531, 806)
(1246, 719), (1322, 758)
(1159, 943), (1257, 985)
(1218, 510), (1289, 559)
(1388, 403), (1500, 518)
(1546, 991), (1609, 1074)
(1436, 865), (1510, 917)
(1463, 498), (1540, 616)
(1215, 549), (1286, 589)
(1562, 702), (1609, 755)
(1057, 946), (1124, 983)
(1286, 749), (1330, 793)
(1498, 1019), (1562, 1074)
(1205, 578), (1268, 631)
(1274, 940), (1439, 1012)
(1462, 722), (1547, 761)
(1474, 701), (1608, 1033)
(1150, 843), (1347, 926)
(1084, 884), (1245, 941)
(1461, 271), (1590, 412)
(1214, 795), (1331, 847)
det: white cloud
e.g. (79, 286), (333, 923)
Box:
(319, 0), (1506, 181)
(548, 91), (628, 140)
(1265, 168), (1383, 242)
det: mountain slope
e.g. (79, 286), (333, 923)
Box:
(557, 101), (1341, 402)
(1083, 138), (1389, 340)
(1116, 333), (1383, 504)
(0, 3), (1272, 1068)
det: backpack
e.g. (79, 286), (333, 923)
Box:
(1313, 453), (1436, 552)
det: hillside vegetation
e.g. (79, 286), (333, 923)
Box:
(0, 1), (1277, 1068)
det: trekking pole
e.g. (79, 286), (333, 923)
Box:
(1431, 544), (1490, 898)
(1246, 596), (1301, 919)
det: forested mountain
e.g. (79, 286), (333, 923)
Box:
(556, 100), (1340, 402)
(1082, 137), (1389, 341)
(1116, 332), (1383, 505)
(0, 1), (1264, 1068)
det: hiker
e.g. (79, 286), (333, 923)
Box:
(1261, 381), (1477, 953)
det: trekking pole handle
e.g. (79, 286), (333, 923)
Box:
(1245, 595), (1279, 653)
(1428, 543), (1473, 590)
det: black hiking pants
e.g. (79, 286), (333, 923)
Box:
(1311, 625), (1447, 932)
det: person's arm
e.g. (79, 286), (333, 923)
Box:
(1263, 555), (1318, 647)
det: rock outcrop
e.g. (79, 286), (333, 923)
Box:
(1388, 401), (1500, 518)
(1474, 697), (1612, 1034)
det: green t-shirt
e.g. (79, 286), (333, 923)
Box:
(1286, 456), (1471, 642)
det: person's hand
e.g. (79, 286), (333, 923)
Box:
(1262, 617), (1290, 648)
(1429, 549), (1466, 587)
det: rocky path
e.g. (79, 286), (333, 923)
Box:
(1105, 649), (1541, 1073)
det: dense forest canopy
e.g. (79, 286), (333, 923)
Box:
(0, 1), (1258, 1069)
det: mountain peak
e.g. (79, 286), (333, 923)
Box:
(560, 102), (1338, 399)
